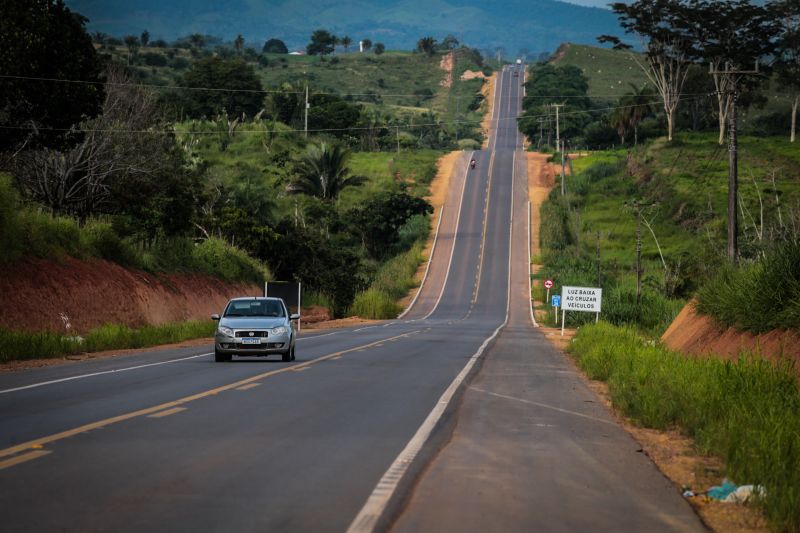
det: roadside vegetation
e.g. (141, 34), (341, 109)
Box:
(0, 0), (492, 355)
(570, 323), (800, 531)
(0, 321), (216, 363)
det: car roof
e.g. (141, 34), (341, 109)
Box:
(229, 297), (284, 303)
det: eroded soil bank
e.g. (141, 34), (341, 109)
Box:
(0, 256), (261, 334)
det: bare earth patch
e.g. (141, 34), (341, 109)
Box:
(481, 73), (496, 148)
(301, 317), (381, 330)
(541, 328), (770, 533)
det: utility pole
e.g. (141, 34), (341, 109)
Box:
(304, 83), (309, 138)
(709, 62), (761, 263)
(596, 231), (601, 287)
(396, 126), (400, 154)
(560, 139), (566, 196)
(635, 201), (642, 305)
(552, 103), (565, 150)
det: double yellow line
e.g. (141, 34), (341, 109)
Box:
(0, 329), (420, 470)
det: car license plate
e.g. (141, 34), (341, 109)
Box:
(242, 338), (261, 345)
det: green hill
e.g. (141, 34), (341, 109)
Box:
(550, 43), (649, 100)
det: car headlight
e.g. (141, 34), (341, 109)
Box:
(218, 326), (234, 337)
(270, 326), (287, 336)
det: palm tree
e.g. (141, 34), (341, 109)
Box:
(341, 36), (352, 53)
(416, 37), (437, 56)
(287, 143), (365, 201)
(234, 34), (245, 54)
(620, 83), (655, 146)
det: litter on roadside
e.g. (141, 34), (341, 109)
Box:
(683, 479), (765, 504)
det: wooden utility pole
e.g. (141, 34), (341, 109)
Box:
(560, 139), (566, 196)
(304, 83), (309, 138)
(709, 63), (761, 263)
(635, 201), (642, 305)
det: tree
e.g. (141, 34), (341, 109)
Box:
(263, 38), (288, 54)
(374, 43), (385, 55)
(687, 0), (782, 144)
(361, 39), (372, 52)
(123, 34), (139, 64)
(307, 94), (362, 137)
(307, 29), (336, 56)
(140, 29), (150, 47)
(601, 0), (696, 141)
(180, 57), (264, 118)
(619, 83), (655, 145)
(416, 37), (437, 56)
(776, 0), (800, 142)
(0, 0), (104, 152)
(346, 191), (432, 259)
(340, 35), (352, 53)
(440, 34), (459, 50)
(189, 33), (205, 49)
(234, 34), (245, 55)
(287, 143), (365, 201)
(12, 67), (187, 222)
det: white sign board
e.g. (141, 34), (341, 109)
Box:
(561, 286), (602, 313)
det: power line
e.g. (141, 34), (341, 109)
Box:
(0, 95), (710, 136)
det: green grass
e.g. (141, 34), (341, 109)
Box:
(0, 173), (271, 284)
(550, 43), (649, 101)
(536, 133), (800, 331)
(696, 244), (800, 333)
(0, 320), (216, 363)
(348, 240), (426, 319)
(570, 322), (800, 531)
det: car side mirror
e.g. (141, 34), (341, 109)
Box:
(290, 313), (300, 320)
(211, 314), (220, 321)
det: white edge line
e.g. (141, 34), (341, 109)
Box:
(397, 204), (445, 319)
(347, 306), (509, 533)
(423, 150), (473, 320)
(347, 82), (516, 533)
(0, 352), (213, 395)
(528, 200), (539, 327)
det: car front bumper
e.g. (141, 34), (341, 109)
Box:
(214, 334), (291, 355)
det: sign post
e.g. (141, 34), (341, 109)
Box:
(551, 294), (561, 325)
(544, 279), (554, 306)
(560, 286), (603, 336)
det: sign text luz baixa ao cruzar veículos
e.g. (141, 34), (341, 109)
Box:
(560, 286), (602, 335)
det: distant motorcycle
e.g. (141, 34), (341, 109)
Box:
(470, 159), (476, 170)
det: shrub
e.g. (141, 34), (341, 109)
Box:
(696, 244), (800, 333)
(570, 323), (800, 531)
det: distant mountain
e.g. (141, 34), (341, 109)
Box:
(66, 0), (624, 56)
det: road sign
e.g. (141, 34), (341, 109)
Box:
(544, 279), (554, 289)
(561, 286), (602, 313)
(551, 295), (561, 307)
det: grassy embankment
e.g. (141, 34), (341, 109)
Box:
(569, 322), (800, 531)
(538, 131), (800, 530)
(534, 132), (800, 334)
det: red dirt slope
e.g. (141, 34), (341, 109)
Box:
(0, 256), (261, 334)
(662, 302), (800, 365)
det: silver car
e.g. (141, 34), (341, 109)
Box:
(212, 297), (299, 362)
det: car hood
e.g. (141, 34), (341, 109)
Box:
(219, 317), (286, 330)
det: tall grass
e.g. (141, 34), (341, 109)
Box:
(0, 173), (270, 284)
(0, 320), (216, 363)
(696, 244), (800, 333)
(349, 241), (425, 319)
(571, 323), (800, 531)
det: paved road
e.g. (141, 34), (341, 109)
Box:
(0, 65), (703, 532)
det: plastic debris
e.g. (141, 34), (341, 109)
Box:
(682, 490), (695, 498)
(723, 485), (764, 504)
(707, 479), (737, 501)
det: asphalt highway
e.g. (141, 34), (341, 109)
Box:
(0, 65), (703, 532)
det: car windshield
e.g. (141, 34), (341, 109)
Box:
(224, 300), (285, 318)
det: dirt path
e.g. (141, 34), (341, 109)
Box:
(481, 73), (496, 148)
(527, 152), (560, 322)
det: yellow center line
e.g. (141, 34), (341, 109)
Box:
(0, 450), (52, 471)
(291, 367), (310, 372)
(147, 407), (187, 418)
(236, 383), (262, 391)
(0, 329), (421, 461)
